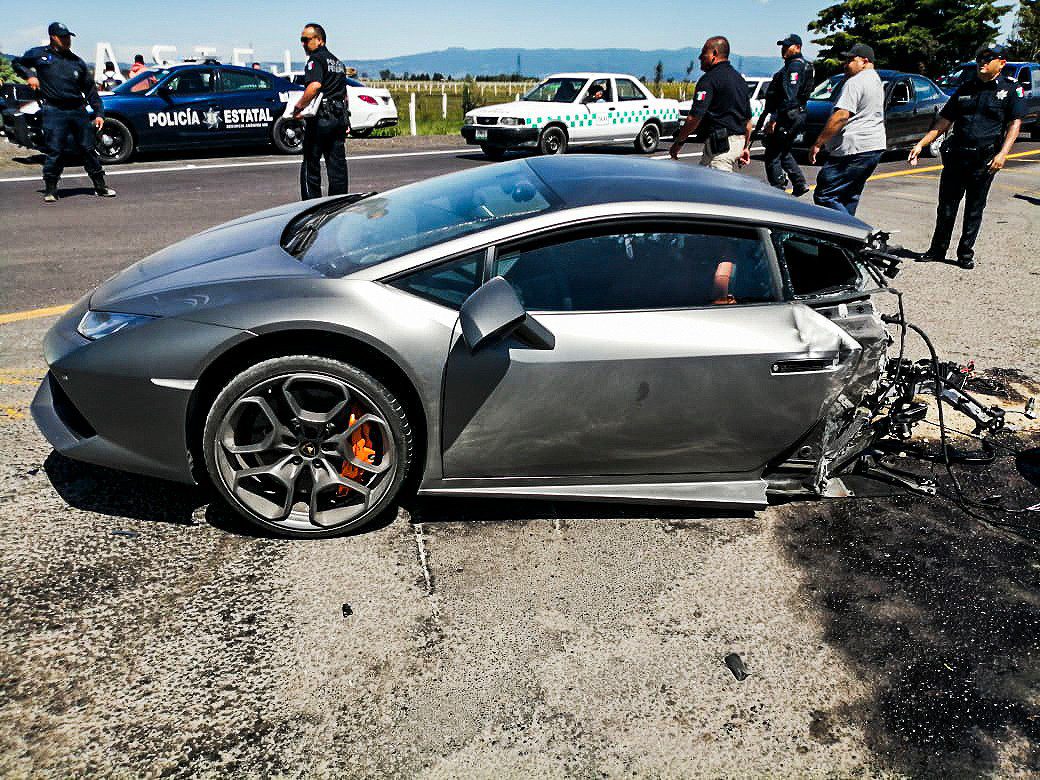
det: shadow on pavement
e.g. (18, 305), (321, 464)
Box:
(779, 433), (1040, 775)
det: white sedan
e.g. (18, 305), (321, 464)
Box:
(678, 75), (770, 132)
(461, 73), (682, 160)
(288, 74), (398, 137)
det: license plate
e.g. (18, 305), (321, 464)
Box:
(475, 129), (488, 140)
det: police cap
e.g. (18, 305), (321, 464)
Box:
(975, 43), (1009, 62)
(47, 22), (76, 37)
(777, 34), (802, 48)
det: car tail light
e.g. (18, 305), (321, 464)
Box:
(358, 95), (378, 105)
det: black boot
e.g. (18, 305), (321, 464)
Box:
(43, 178), (59, 203)
(90, 173), (117, 198)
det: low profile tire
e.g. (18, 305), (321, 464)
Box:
(350, 127), (374, 138)
(95, 118), (134, 164)
(203, 355), (414, 539)
(480, 144), (508, 161)
(538, 125), (568, 155)
(634, 122), (660, 154)
(271, 116), (305, 154)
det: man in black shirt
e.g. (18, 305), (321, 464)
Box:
(293, 22), (349, 200)
(13, 22), (116, 203)
(756, 34), (813, 196)
(669, 36), (752, 172)
(908, 44), (1025, 269)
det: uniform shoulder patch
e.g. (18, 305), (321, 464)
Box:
(790, 72), (799, 83)
(1016, 85), (1025, 98)
(696, 90), (707, 101)
(306, 60), (314, 70)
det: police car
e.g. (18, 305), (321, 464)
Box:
(2, 62), (307, 163)
(678, 75), (770, 130)
(461, 73), (682, 159)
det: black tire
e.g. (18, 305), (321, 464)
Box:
(95, 117), (134, 164)
(634, 122), (660, 154)
(350, 127), (374, 138)
(202, 355), (414, 539)
(538, 125), (568, 156)
(271, 116), (305, 154)
(480, 144), (508, 161)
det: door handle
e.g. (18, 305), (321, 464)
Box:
(608, 107), (617, 111)
(771, 357), (840, 374)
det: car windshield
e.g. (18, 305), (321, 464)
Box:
(522, 78), (588, 103)
(295, 162), (562, 277)
(113, 69), (168, 94)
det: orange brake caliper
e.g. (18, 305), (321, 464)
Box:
(338, 409), (376, 495)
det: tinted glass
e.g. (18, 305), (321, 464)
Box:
(346, 77), (366, 87)
(890, 80), (912, 104)
(616, 78), (646, 101)
(389, 252), (483, 309)
(775, 233), (870, 298)
(493, 228), (776, 312)
(114, 69), (167, 94)
(522, 78), (587, 103)
(911, 75), (941, 101)
(1019, 68), (1032, 87)
(299, 163), (560, 277)
(165, 69), (215, 94)
(222, 70), (271, 92)
(810, 75), (844, 101)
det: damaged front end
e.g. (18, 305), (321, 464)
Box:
(763, 231), (1025, 502)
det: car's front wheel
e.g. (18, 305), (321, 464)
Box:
(634, 122), (660, 154)
(203, 356), (413, 538)
(95, 118), (134, 164)
(538, 126), (568, 155)
(271, 116), (305, 154)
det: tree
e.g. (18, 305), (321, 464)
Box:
(379, 68), (393, 80)
(1007, 0), (1040, 61)
(0, 55), (23, 84)
(809, 0), (1012, 78)
(653, 60), (664, 87)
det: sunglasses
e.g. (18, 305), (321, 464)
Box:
(300, 36), (315, 43)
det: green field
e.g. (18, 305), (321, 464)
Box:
(368, 80), (696, 137)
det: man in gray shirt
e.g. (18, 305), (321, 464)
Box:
(809, 44), (887, 215)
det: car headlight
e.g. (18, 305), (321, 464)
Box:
(464, 113), (476, 124)
(77, 310), (156, 340)
(499, 117), (525, 126)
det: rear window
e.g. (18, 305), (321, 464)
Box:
(774, 232), (871, 299)
(295, 162), (561, 277)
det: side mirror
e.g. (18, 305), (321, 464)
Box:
(155, 84), (172, 98)
(459, 276), (555, 352)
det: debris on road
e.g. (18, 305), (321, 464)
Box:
(341, 603), (353, 618)
(724, 652), (750, 681)
(111, 529), (139, 538)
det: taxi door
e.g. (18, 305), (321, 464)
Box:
(217, 68), (282, 145)
(572, 78), (610, 142)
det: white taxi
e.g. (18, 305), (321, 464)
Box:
(461, 73), (682, 160)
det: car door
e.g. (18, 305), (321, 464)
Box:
(217, 67), (281, 145)
(910, 75), (944, 136)
(438, 220), (862, 479)
(884, 77), (916, 148)
(153, 67), (221, 145)
(615, 77), (655, 140)
(568, 78), (604, 142)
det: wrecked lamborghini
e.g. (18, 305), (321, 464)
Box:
(32, 155), (1025, 538)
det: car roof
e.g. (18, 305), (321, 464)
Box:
(544, 72), (640, 80)
(526, 155), (867, 234)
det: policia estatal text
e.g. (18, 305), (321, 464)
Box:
(909, 44), (1025, 270)
(756, 34), (813, 196)
(13, 22), (116, 203)
(293, 23), (349, 200)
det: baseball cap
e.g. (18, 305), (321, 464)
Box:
(976, 43), (1009, 61)
(48, 22), (75, 37)
(840, 43), (875, 62)
(777, 34), (802, 48)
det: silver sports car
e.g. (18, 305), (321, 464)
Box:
(33, 156), (914, 537)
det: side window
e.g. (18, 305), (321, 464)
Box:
(774, 233), (870, 298)
(890, 80), (912, 105)
(1020, 67), (1033, 90)
(1033, 67), (1040, 93)
(582, 79), (614, 103)
(492, 227), (777, 312)
(388, 251), (483, 309)
(911, 75), (939, 101)
(165, 69), (215, 94)
(616, 79), (647, 101)
(221, 70), (271, 92)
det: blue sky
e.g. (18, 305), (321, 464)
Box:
(3, 1), (1019, 62)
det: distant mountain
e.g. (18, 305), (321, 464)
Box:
(344, 47), (782, 80)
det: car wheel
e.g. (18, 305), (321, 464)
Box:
(350, 127), (374, 138)
(480, 144), (508, 161)
(538, 126), (568, 155)
(95, 118), (134, 164)
(634, 122), (660, 154)
(271, 116), (305, 154)
(203, 355), (414, 538)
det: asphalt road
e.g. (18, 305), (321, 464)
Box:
(2, 134), (1040, 776)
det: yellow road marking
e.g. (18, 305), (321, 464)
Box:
(0, 407), (27, 421)
(0, 304), (72, 326)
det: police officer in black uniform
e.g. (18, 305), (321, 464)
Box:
(909, 44), (1025, 269)
(670, 36), (753, 172)
(756, 34), (813, 196)
(13, 22), (116, 203)
(293, 23), (349, 200)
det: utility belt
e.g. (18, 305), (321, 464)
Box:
(942, 137), (999, 165)
(40, 97), (88, 111)
(705, 125), (740, 155)
(316, 97), (348, 120)
(775, 106), (806, 127)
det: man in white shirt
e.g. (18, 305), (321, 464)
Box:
(809, 44), (887, 215)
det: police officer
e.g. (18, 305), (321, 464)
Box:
(669, 36), (753, 172)
(293, 23), (349, 200)
(13, 22), (116, 203)
(756, 34), (813, 196)
(909, 44), (1025, 269)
